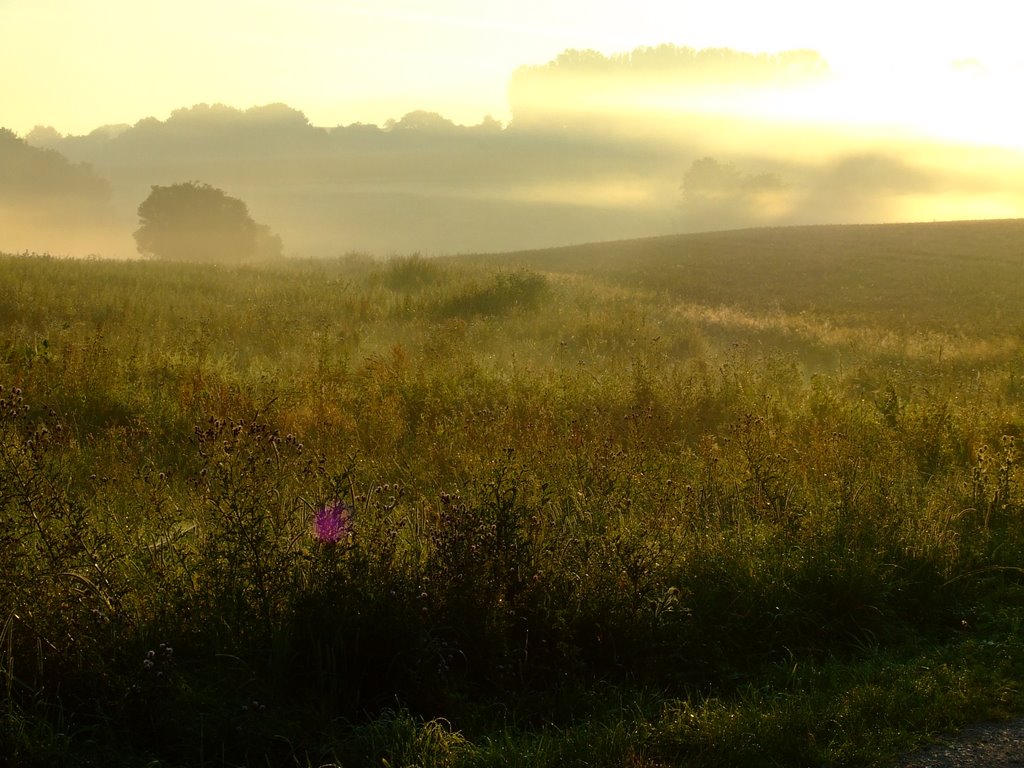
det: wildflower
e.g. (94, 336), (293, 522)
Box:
(313, 500), (352, 543)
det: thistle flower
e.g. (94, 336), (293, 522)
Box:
(313, 500), (352, 543)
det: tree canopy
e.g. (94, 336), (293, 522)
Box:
(678, 156), (789, 230)
(0, 128), (119, 255)
(134, 181), (283, 262)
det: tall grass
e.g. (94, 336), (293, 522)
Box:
(3, 222), (1024, 765)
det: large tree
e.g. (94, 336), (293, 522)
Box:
(134, 181), (282, 262)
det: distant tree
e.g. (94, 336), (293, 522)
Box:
(681, 157), (785, 202)
(133, 181), (283, 262)
(0, 128), (119, 255)
(0, 128), (111, 201)
(680, 157), (788, 229)
(385, 110), (459, 132)
(24, 125), (64, 148)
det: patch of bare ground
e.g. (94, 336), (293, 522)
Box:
(896, 718), (1024, 767)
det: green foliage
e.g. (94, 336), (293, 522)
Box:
(0, 386), (123, 704)
(134, 181), (283, 262)
(435, 269), (548, 318)
(4, 221), (1024, 764)
(187, 417), (320, 647)
(380, 253), (448, 292)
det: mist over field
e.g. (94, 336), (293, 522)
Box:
(8, 13), (1024, 762)
(4, 43), (1024, 258)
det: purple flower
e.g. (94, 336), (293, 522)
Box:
(313, 500), (352, 543)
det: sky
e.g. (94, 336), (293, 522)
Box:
(3, 0), (1024, 147)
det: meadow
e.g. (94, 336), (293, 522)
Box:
(3, 218), (1024, 766)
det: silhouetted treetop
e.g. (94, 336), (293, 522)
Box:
(681, 157), (786, 201)
(0, 128), (111, 201)
(134, 181), (283, 263)
(507, 45), (832, 129)
(23, 125), (64, 147)
(166, 102), (312, 129)
(385, 111), (460, 132)
(0, 128), (119, 254)
(678, 156), (789, 231)
(519, 44), (830, 83)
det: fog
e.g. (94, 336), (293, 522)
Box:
(0, 129), (126, 256)
(4, 44), (1022, 258)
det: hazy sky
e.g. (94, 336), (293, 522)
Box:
(3, 0), (1023, 145)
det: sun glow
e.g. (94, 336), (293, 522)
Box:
(2, 0), (1022, 140)
(3, 0), (1024, 256)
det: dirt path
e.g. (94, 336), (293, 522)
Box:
(895, 717), (1024, 767)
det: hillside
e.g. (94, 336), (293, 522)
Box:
(492, 218), (1024, 324)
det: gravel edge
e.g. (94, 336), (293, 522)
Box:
(894, 717), (1024, 767)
